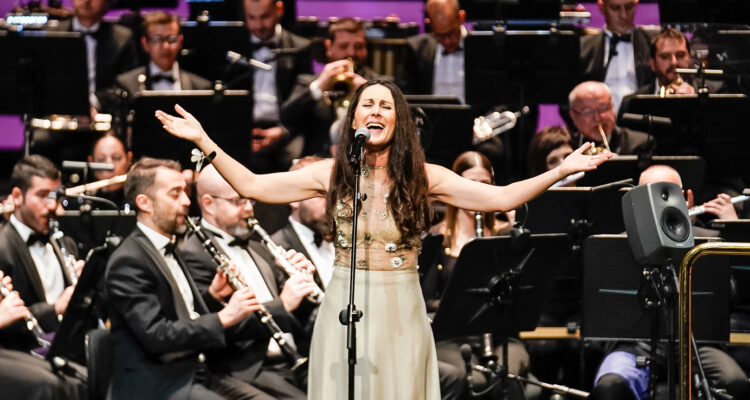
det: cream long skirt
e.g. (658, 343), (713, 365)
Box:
(307, 266), (441, 400)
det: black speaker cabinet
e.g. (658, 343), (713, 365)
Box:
(622, 182), (694, 265)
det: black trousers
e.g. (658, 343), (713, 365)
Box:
(0, 348), (86, 400)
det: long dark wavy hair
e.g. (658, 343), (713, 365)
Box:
(326, 80), (432, 243)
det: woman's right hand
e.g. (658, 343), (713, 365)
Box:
(155, 104), (207, 143)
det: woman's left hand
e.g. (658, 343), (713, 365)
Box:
(558, 142), (613, 177)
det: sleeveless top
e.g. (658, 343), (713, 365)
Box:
(332, 165), (421, 271)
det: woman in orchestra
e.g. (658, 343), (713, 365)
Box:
(156, 79), (611, 399)
(526, 126), (575, 181)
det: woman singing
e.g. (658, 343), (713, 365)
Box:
(156, 80), (610, 399)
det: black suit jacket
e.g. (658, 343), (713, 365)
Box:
(105, 227), (267, 399)
(49, 19), (139, 92)
(580, 27), (657, 89)
(399, 33), (438, 95)
(178, 227), (301, 377)
(0, 223), (76, 351)
(280, 67), (384, 156)
(115, 66), (212, 97)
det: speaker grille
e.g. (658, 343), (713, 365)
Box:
(660, 206), (691, 243)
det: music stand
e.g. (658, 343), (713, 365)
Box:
(131, 90), (253, 169)
(524, 187), (627, 237)
(582, 234), (729, 342)
(0, 30), (89, 154)
(432, 234), (569, 341)
(404, 95), (462, 105)
(56, 210), (136, 252)
(619, 94), (750, 182)
(410, 103), (474, 169)
(180, 21), (253, 83)
(578, 156), (706, 197)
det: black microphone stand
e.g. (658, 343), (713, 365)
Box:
(339, 143), (365, 400)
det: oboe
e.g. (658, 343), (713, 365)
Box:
(49, 220), (79, 285)
(184, 217), (308, 385)
(247, 218), (324, 304)
(0, 281), (49, 348)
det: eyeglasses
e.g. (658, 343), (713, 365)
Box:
(571, 103), (614, 119)
(148, 34), (181, 46)
(209, 195), (255, 207)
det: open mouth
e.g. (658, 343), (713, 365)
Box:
(366, 122), (384, 134)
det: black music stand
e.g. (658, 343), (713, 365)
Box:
(179, 21), (253, 83)
(578, 156), (706, 197)
(619, 94), (750, 182)
(0, 30), (89, 154)
(582, 234), (729, 343)
(410, 103), (475, 169)
(131, 90), (253, 169)
(56, 210), (136, 253)
(432, 234), (569, 341)
(524, 187), (627, 238)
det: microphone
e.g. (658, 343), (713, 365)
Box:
(460, 344), (474, 391)
(348, 128), (370, 166)
(62, 161), (114, 172)
(226, 51), (272, 71)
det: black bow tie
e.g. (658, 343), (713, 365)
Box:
(442, 46), (463, 56)
(228, 236), (251, 248)
(152, 74), (175, 84)
(163, 240), (177, 256)
(313, 232), (324, 247)
(78, 30), (99, 39)
(608, 33), (632, 57)
(253, 41), (279, 51)
(27, 233), (49, 247)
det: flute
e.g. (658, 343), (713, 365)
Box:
(247, 218), (324, 304)
(688, 195), (750, 217)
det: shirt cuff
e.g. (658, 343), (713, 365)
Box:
(309, 80), (324, 101)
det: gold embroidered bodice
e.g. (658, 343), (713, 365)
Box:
(333, 165), (421, 271)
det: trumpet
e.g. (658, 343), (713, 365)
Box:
(247, 218), (324, 304)
(658, 76), (685, 97)
(323, 58), (355, 110)
(184, 217), (308, 387)
(49, 220), (79, 286)
(0, 279), (49, 348)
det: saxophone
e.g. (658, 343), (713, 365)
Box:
(184, 217), (308, 387)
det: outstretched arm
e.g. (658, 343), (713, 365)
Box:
(156, 105), (331, 203)
(428, 143), (612, 212)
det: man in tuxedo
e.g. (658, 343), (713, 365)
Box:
(48, 0), (138, 113)
(114, 11), (211, 97)
(568, 81), (651, 155)
(178, 164), (311, 399)
(590, 164), (749, 400)
(0, 155), (82, 352)
(105, 157), (277, 399)
(579, 0), (657, 113)
(242, 0), (312, 172)
(399, 0), (467, 103)
(281, 17), (383, 157)
(271, 156), (333, 288)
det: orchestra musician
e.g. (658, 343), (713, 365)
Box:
(86, 132), (133, 209)
(0, 155), (84, 353)
(178, 164), (313, 399)
(105, 157), (276, 399)
(156, 79), (610, 399)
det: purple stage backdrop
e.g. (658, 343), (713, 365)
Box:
(0, 1), (659, 149)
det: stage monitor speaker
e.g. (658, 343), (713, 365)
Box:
(622, 182), (694, 265)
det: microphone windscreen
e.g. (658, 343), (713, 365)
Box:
(354, 127), (371, 140)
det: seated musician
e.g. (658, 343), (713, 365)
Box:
(85, 132), (133, 209)
(590, 165), (748, 400)
(105, 157), (280, 399)
(0, 155), (83, 353)
(0, 271), (86, 400)
(178, 164), (309, 399)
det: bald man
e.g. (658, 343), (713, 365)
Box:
(399, 0), (468, 102)
(589, 164), (748, 400)
(178, 165), (314, 399)
(568, 81), (651, 155)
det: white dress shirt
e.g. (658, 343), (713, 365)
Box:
(288, 216), (334, 286)
(149, 61), (183, 91)
(433, 25), (467, 104)
(251, 24), (282, 123)
(10, 215), (66, 305)
(137, 222), (199, 319)
(603, 28), (638, 114)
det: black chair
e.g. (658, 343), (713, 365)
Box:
(85, 328), (113, 400)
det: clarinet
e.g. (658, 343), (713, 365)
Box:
(0, 281), (50, 348)
(184, 217), (308, 386)
(247, 218), (324, 304)
(49, 220), (79, 285)
(474, 212), (484, 238)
